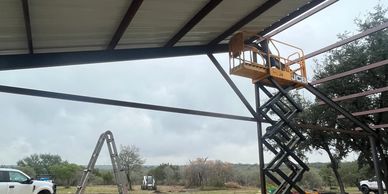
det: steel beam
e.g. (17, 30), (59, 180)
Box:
(207, 53), (260, 121)
(0, 44), (228, 71)
(246, 0), (335, 43)
(21, 0), (33, 54)
(312, 59), (388, 85)
(207, 0), (281, 46)
(337, 107), (388, 119)
(304, 83), (378, 137)
(318, 86), (388, 105)
(0, 84), (263, 122)
(370, 124), (388, 129)
(297, 123), (369, 136)
(305, 84), (386, 193)
(164, 0), (222, 47)
(107, 0), (144, 50)
(293, 22), (388, 63)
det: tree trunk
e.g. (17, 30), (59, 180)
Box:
(198, 172), (203, 189)
(126, 173), (132, 190)
(323, 144), (346, 194)
(377, 142), (388, 193)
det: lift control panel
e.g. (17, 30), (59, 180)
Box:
(229, 32), (307, 88)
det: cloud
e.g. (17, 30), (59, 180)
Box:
(0, 0), (385, 166)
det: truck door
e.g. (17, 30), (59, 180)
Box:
(0, 170), (10, 194)
(0, 182), (9, 194)
(8, 171), (33, 194)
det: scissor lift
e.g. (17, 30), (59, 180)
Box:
(229, 32), (309, 194)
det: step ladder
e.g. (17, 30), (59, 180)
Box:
(75, 131), (129, 194)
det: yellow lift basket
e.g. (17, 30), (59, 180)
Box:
(229, 32), (307, 88)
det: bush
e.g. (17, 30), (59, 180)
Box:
(224, 182), (242, 189)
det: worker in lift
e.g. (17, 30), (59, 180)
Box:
(251, 40), (284, 70)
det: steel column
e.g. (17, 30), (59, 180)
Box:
(255, 83), (266, 194)
(207, 53), (259, 120)
(369, 136), (384, 194)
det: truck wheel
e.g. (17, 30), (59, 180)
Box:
(361, 185), (370, 194)
(38, 190), (51, 194)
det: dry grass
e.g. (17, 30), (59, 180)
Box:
(56, 185), (258, 194)
(56, 185), (361, 194)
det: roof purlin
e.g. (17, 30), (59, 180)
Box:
(21, 0), (34, 54)
(207, 0), (282, 46)
(164, 0), (223, 47)
(107, 0), (144, 50)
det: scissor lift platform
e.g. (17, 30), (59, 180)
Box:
(229, 32), (307, 88)
(230, 62), (306, 88)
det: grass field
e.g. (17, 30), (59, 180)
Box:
(56, 185), (362, 194)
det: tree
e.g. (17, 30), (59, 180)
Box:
(301, 168), (323, 190)
(184, 158), (234, 188)
(338, 162), (374, 187)
(49, 162), (81, 187)
(184, 158), (208, 188)
(320, 166), (336, 188)
(17, 166), (36, 178)
(17, 154), (63, 175)
(148, 163), (181, 185)
(101, 171), (114, 185)
(118, 145), (145, 190)
(299, 4), (388, 193)
(292, 91), (349, 193)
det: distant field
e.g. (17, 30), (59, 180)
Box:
(56, 185), (361, 194)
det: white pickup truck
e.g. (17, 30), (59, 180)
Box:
(0, 168), (56, 194)
(360, 176), (386, 194)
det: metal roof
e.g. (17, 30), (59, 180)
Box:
(0, 0), (328, 69)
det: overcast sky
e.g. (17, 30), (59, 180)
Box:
(0, 0), (387, 166)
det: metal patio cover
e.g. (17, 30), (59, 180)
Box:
(0, 0), (324, 69)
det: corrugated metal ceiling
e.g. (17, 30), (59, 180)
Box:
(0, 0), (320, 55)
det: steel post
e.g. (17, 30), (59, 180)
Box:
(255, 83), (266, 194)
(369, 136), (384, 194)
(207, 53), (259, 120)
